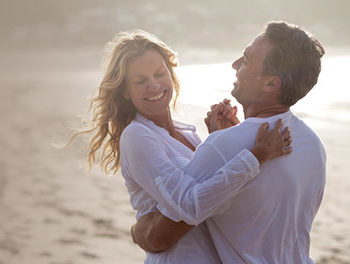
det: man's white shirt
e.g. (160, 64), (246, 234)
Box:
(156, 110), (326, 264)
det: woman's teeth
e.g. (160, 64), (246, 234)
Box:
(146, 91), (165, 101)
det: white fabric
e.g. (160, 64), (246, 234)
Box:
(157, 110), (326, 264)
(120, 113), (260, 264)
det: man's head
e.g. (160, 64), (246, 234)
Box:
(231, 34), (274, 107)
(232, 21), (325, 108)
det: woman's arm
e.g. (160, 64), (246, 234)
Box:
(122, 128), (259, 226)
(129, 120), (291, 252)
(124, 120), (291, 252)
(121, 120), (291, 225)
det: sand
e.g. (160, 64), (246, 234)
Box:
(0, 48), (349, 264)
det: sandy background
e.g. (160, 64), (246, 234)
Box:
(0, 49), (349, 264)
(1, 1), (350, 263)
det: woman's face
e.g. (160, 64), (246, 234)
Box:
(124, 49), (174, 120)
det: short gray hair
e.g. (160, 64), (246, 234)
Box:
(262, 21), (325, 106)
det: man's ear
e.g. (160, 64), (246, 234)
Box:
(263, 76), (281, 92)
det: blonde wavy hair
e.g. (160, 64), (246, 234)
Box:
(71, 30), (180, 174)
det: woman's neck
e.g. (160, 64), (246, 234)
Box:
(143, 110), (176, 136)
(142, 110), (196, 151)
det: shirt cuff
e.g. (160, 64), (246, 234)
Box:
(156, 203), (183, 222)
(223, 148), (260, 179)
(136, 205), (158, 220)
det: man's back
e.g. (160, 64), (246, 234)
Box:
(185, 111), (326, 263)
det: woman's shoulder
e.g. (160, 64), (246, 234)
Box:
(120, 118), (160, 148)
(122, 119), (154, 139)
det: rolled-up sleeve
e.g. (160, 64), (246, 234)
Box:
(120, 125), (260, 226)
(155, 145), (259, 225)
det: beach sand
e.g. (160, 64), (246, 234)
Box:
(0, 49), (349, 264)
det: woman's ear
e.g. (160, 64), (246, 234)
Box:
(263, 76), (281, 93)
(122, 88), (130, 100)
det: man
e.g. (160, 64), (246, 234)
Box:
(132, 21), (326, 263)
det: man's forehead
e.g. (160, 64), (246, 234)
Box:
(243, 36), (260, 56)
(243, 46), (250, 57)
(243, 45), (254, 59)
(244, 35), (271, 57)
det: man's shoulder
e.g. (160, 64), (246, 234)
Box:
(188, 120), (260, 181)
(205, 120), (260, 144)
(197, 120), (261, 161)
(290, 115), (323, 141)
(292, 117), (326, 157)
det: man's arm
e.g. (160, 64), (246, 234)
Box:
(131, 211), (193, 253)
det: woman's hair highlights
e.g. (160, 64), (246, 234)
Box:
(69, 30), (180, 174)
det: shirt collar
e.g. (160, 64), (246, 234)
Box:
(244, 110), (293, 123)
(134, 112), (196, 134)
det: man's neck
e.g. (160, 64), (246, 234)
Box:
(243, 103), (290, 119)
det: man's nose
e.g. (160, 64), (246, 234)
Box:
(232, 57), (242, 70)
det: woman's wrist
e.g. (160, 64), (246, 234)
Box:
(251, 144), (267, 165)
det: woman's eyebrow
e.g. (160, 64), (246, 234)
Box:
(128, 65), (166, 80)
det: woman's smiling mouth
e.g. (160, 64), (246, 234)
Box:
(145, 90), (166, 101)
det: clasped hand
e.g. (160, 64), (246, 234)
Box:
(204, 99), (240, 133)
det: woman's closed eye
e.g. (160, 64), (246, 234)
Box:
(155, 71), (166, 78)
(135, 78), (147, 85)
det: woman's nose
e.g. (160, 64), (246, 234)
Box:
(148, 79), (161, 90)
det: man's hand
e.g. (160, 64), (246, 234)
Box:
(131, 211), (193, 253)
(204, 99), (240, 133)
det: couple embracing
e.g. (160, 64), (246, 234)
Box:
(77, 21), (326, 264)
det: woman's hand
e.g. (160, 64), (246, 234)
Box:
(251, 119), (293, 164)
(204, 99), (240, 133)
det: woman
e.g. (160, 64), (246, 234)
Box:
(76, 30), (292, 263)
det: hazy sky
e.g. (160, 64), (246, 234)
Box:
(1, 0), (349, 51)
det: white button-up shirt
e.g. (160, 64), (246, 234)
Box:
(120, 113), (260, 264)
(156, 111), (326, 264)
